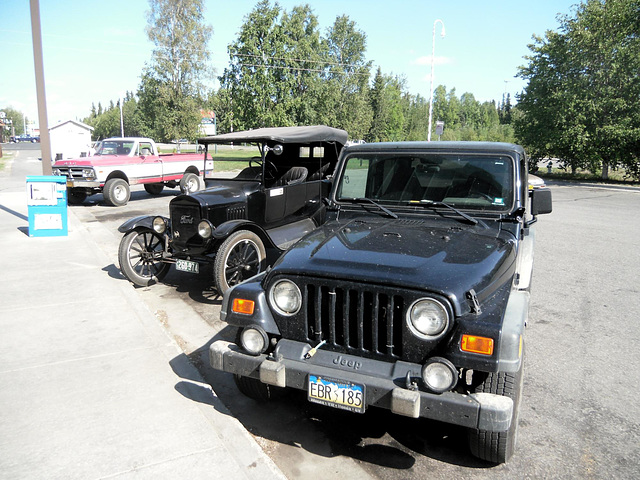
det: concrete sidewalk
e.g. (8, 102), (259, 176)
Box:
(0, 188), (285, 479)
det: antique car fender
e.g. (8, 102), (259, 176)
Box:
(212, 219), (280, 251)
(117, 215), (166, 234)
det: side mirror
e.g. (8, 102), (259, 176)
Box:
(531, 188), (552, 215)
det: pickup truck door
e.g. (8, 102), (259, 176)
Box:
(137, 141), (163, 181)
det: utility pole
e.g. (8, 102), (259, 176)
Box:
(29, 0), (52, 174)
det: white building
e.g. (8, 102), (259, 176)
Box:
(49, 120), (94, 161)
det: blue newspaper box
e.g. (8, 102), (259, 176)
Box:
(26, 176), (68, 237)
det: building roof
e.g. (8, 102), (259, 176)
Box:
(50, 120), (94, 132)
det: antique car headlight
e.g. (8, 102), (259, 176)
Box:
(240, 325), (269, 355)
(197, 220), (214, 239)
(422, 357), (458, 393)
(152, 216), (167, 234)
(407, 298), (449, 339)
(269, 279), (302, 316)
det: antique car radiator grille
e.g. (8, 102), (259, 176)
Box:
(283, 278), (406, 360)
(170, 204), (201, 245)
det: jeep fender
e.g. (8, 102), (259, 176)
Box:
(497, 289), (529, 372)
(118, 215), (168, 234)
(221, 273), (281, 335)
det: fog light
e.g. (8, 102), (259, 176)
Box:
(197, 220), (213, 239)
(240, 326), (268, 356)
(422, 357), (457, 393)
(152, 216), (166, 234)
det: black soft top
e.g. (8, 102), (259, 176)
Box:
(198, 125), (348, 146)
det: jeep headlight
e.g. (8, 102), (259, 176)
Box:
(407, 298), (449, 339)
(269, 279), (302, 316)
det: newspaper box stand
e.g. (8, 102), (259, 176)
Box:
(26, 175), (68, 237)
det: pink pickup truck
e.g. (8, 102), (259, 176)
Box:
(52, 137), (209, 206)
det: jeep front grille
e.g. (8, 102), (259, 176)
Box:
(274, 277), (405, 360)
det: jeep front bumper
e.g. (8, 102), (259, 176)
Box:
(209, 339), (513, 432)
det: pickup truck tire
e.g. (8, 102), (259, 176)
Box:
(214, 230), (266, 294)
(104, 178), (131, 207)
(144, 183), (164, 195)
(67, 189), (87, 205)
(468, 353), (524, 464)
(118, 229), (170, 287)
(180, 173), (201, 194)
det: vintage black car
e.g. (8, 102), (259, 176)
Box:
(209, 141), (552, 463)
(117, 125), (348, 293)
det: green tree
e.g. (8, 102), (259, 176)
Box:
(0, 107), (25, 139)
(141, 0), (213, 141)
(516, 0), (640, 179)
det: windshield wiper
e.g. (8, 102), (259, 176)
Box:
(343, 197), (399, 219)
(413, 199), (478, 225)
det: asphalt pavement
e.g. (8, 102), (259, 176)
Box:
(0, 151), (285, 479)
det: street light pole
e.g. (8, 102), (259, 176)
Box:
(427, 19), (445, 142)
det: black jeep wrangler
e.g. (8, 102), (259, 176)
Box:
(209, 141), (552, 463)
(117, 126), (348, 293)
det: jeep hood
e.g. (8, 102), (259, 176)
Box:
(272, 218), (517, 315)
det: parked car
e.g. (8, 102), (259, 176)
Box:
(117, 125), (348, 294)
(11, 134), (40, 143)
(52, 137), (205, 206)
(209, 141), (553, 464)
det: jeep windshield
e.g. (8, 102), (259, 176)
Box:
(335, 152), (515, 212)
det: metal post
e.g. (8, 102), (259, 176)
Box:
(427, 19), (445, 142)
(29, 0), (52, 174)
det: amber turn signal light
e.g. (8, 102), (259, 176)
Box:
(232, 298), (255, 315)
(461, 334), (494, 355)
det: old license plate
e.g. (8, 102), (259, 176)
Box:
(176, 259), (199, 273)
(308, 375), (365, 413)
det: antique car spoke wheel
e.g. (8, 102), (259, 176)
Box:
(214, 230), (266, 294)
(118, 229), (169, 287)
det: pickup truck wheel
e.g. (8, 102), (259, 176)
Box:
(118, 229), (169, 287)
(234, 374), (283, 402)
(67, 189), (87, 205)
(179, 173), (201, 194)
(468, 353), (524, 464)
(214, 230), (266, 294)
(144, 183), (164, 195)
(104, 178), (131, 206)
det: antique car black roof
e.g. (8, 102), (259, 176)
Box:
(198, 125), (348, 146)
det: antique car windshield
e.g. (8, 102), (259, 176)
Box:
(95, 140), (136, 156)
(336, 152), (515, 212)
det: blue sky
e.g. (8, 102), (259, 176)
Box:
(1, 0), (579, 130)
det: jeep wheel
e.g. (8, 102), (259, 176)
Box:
(67, 189), (87, 205)
(468, 354), (524, 464)
(103, 178), (131, 206)
(214, 230), (266, 294)
(118, 229), (170, 287)
(234, 375), (283, 402)
(179, 173), (202, 194)
(144, 183), (164, 195)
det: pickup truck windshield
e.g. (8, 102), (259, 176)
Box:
(95, 140), (136, 156)
(336, 153), (515, 212)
